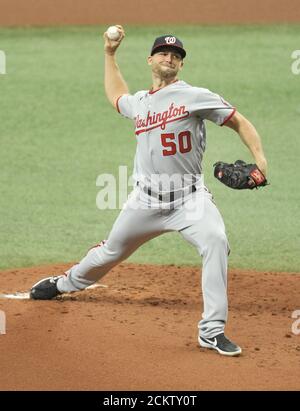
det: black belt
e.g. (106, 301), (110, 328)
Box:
(138, 182), (197, 202)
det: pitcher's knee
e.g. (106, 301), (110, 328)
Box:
(206, 230), (227, 247)
(200, 230), (229, 256)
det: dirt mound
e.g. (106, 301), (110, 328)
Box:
(0, 262), (299, 390)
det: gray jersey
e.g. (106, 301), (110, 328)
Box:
(117, 80), (235, 192)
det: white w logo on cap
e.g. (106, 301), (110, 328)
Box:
(165, 36), (176, 44)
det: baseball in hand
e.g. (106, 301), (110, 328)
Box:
(107, 26), (121, 41)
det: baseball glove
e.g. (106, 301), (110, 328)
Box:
(213, 160), (268, 190)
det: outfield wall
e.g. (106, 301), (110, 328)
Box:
(0, 0), (300, 27)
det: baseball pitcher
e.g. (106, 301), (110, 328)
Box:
(30, 26), (268, 356)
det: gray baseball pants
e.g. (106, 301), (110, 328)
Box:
(57, 186), (229, 339)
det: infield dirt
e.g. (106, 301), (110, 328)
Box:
(0, 262), (299, 390)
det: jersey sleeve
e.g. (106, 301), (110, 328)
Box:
(195, 88), (236, 126)
(116, 94), (135, 119)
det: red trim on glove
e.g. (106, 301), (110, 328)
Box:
(250, 168), (265, 185)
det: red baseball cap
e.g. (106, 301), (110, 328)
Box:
(150, 35), (186, 59)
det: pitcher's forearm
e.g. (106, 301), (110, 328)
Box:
(225, 111), (267, 176)
(104, 53), (129, 107)
(238, 119), (263, 156)
(237, 119), (267, 174)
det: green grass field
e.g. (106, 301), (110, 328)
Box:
(0, 24), (299, 272)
